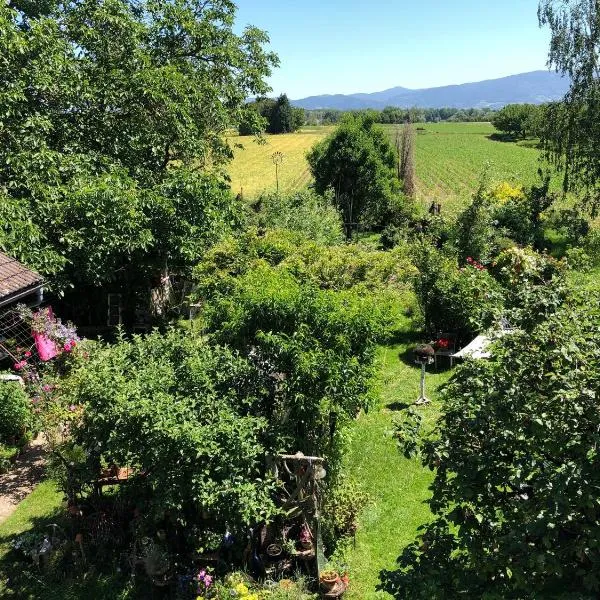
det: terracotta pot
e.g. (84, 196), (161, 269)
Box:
(319, 571), (339, 591)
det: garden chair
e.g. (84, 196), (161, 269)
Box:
(433, 333), (457, 369)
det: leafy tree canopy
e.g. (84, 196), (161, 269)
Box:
(0, 0), (276, 290)
(538, 0), (600, 214)
(307, 113), (404, 236)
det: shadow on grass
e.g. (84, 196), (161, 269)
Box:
(385, 401), (412, 411)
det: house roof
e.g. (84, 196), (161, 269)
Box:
(0, 253), (44, 308)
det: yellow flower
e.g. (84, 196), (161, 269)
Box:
(246, 595), (259, 600)
(196, 597), (204, 600)
(235, 583), (250, 596)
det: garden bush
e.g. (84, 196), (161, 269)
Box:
(251, 189), (344, 246)
(203, 264), (391, 466)
(0, 378), (32, 446)
(411, 242), (504, 339)
(194, 229), (416, 301)
(60, 330), (278, 532)
(381, 290), (600, 599)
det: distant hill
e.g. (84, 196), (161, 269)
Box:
(292, 71), (570, 110)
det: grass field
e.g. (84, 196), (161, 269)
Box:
(342, 327), (453, 599)
(226, 127), (333, 199)
(405, 122), (561, 214)
(226, 122), (559, 214)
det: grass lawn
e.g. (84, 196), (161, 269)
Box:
(342, 331), (454, 600)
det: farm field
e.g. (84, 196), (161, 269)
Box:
(226, 122), (560, 214)
(402, 122), (561, 214)
(226, 127), (333, 199)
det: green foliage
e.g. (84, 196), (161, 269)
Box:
(322, 477), (370, 553)
(60, 329), (278, 531)
(492, 103), (544, 138)
(455, 184), (497, 264)
(307, 113), (404, 235)
(251, 189), (344, 245)
(0, 380), (32, 445)
(268, 94), (303, 134)
(240, 95), (304, 135)
(194, 229), (416, 301)
(538, 0), (600, 214)
(412, 241), (504, 338)
(203, 264), (389, 464)
(393, 407), (423, 459)
(0, 0), (275, 293)
(382, 292), (600, 598)
(455, 177), (557, 259)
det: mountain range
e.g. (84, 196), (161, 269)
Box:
(291, 71), (570, 110)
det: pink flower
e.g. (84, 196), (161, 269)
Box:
(203, 574), (213, 588)
(13, 360), (26, 370)
(42, 384), (53, 392)
(24, 351), (32, 358)
(69, 405), (77, 412)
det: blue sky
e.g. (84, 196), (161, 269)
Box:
(234, 0), (552, 99)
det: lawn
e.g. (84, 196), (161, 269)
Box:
(342, 329), (454, 599)
(225, 122), (558, 215)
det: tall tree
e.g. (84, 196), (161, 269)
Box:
(538, 0), (600, 214)
(307, 113), (401, 237)
(399, 122), (416, 198)
(0, 0), (277, 317)
(267, 94), (294, 133)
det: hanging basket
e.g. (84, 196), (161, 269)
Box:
(33, 332), (59, 361)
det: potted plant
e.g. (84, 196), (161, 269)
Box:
(319, 568), (340, 592)
(299, 522), (312, 550)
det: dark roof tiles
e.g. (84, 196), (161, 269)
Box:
(0, 253), (43, 301)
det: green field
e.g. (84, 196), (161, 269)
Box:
(226, 127), (333, 199)
(226, 122), (558, 213)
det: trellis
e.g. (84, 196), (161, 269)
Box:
(264, 452), (327, 577)
(0, 307), (35, 362)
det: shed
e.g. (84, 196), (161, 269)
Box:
(0, 253), (44, 310)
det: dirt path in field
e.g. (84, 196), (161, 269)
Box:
(0, 436), (47, 524)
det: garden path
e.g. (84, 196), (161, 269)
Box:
(0, 436), (47, 524)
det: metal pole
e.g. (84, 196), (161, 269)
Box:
(416, 362), (430, 405)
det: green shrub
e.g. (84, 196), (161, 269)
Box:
(203, 265), (390, 466)
(322, 477), (370, 553)
(0, 379), (32, 445)
(412, 242), (504, 339)
(252, 189), (344, 245)
(61, 330), (278, 531)
(381, 293), (600, 598)
(194, 229), (416, 301)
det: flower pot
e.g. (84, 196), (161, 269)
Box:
(33, 332), (59, 361)
(320, 571), (339, 592)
